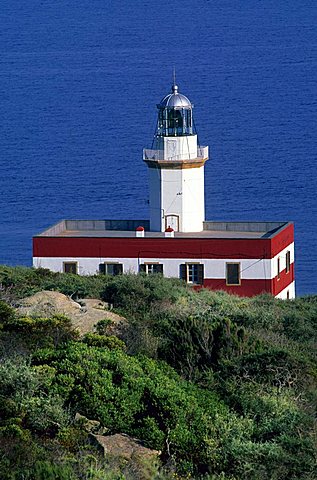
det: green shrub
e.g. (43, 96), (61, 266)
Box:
(0, 265), (109, 300)
(0, 269), (317, 479)
(95, 318), (113, 334)
(0, 300), (15, 325)
(82, 333), (126, 351)
(28, 461), (77, 480)
(101, 273), (188, 315)
(2, 314), (79, 349)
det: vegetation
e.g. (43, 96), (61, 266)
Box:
(0, 266), (316, 479)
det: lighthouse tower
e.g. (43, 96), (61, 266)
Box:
(143, 83), (209, 232)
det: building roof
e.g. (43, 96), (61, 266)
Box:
(34, 219), (292, 240)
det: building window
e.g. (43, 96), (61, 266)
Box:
(226, 263), (240, 286)
(180, 263), (204, 285)
(63, 262), (78, 274)
(99, 263), (123, 276)
(140, 264), (163, 275)
(277, 257), (281, 279)
(286, 251), (291, 273)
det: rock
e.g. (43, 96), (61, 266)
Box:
(90, 433), (161, 461)
(16, 290), (126, 335)
(17, 290), (81, 316)
(90, 433), (161, 479)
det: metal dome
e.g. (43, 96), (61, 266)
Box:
(158, 84), (192, 109)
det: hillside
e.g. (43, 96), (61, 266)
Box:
(0, 266), (316, 479)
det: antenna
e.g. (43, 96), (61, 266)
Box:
(173, 67), (176, 86)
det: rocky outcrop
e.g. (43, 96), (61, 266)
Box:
(90, 433), (161, 461)
(16, 290), (126, 334)
(90, 433), (161, 480)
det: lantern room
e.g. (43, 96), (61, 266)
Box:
(156, 84), (194, 137)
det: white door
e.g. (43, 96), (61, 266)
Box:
(165, 215), (179, 232)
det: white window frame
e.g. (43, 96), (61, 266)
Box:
(100, 262), (123, 276)
(187, 263), (199, 284)
(144, 263), (163, 275)
(184, 263), (203, 285)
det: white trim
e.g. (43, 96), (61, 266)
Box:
(33, 255), (284, 280)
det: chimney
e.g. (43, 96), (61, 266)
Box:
(165, 227), (174, 238)
(136, 226), (145, 238)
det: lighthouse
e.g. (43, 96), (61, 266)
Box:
(33, 81), (295, 299)
(143, 83), (209, 232)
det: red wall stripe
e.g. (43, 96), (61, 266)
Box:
(202, 263), (294, 297)
(273, 263), (295, 296)
(202, 278), (273, 297)
(271, 223), (294, 257)
(33, 236), (281, 260)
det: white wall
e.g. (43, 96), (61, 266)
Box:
(34, 244), (295, 281)
(161, 168), (184, 230)
(148, 133), (205, 232)
(34, 256), (274, 279)
(271, 243), (295, 277)
(149, 164), (205, 232)
(149, 167), (162, 231)
(181, 166), (205, 232)
(156, 135), (198, 160)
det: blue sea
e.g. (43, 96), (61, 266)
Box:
(0, 0), (316, 296)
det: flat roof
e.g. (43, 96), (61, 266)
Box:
(34, 219), (291, 240)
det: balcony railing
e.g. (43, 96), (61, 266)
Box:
(143, 146), (208, 162)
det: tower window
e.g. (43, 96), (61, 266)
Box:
(139, 263), (163, 275)
(286, 251), (291, 273)
(63, 262), (78, 274)
(226, 263), (240, 286)
(185, 109), (192, 129)
(167, 109), (183, 132)
(277, 257), (281, 279)
(180, 264), (204, 285)
(99, 263), (123, 276)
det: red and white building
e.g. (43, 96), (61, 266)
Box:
(33, 83), (295, 298)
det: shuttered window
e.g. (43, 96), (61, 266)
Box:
(63, 262), (78, 274)
(226, 263), (240, 286)
(180, 264), (204, 285)
(99, 263), (123, 276)
(139, 264), (163, 275)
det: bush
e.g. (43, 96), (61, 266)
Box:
(82, 333), (126, 351)
(0, 300), (15, 325)
(101, 274), (188, 315)
(1, 314), (79, 349)
(0, 265), (109, 300)
(1, 269), (317, 478)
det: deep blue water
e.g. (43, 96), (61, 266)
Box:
(0, 0), (316, 295)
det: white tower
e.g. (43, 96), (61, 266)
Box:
(143, 83), (209, 232)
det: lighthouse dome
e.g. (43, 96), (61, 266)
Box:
(158, 84), (192, 109)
